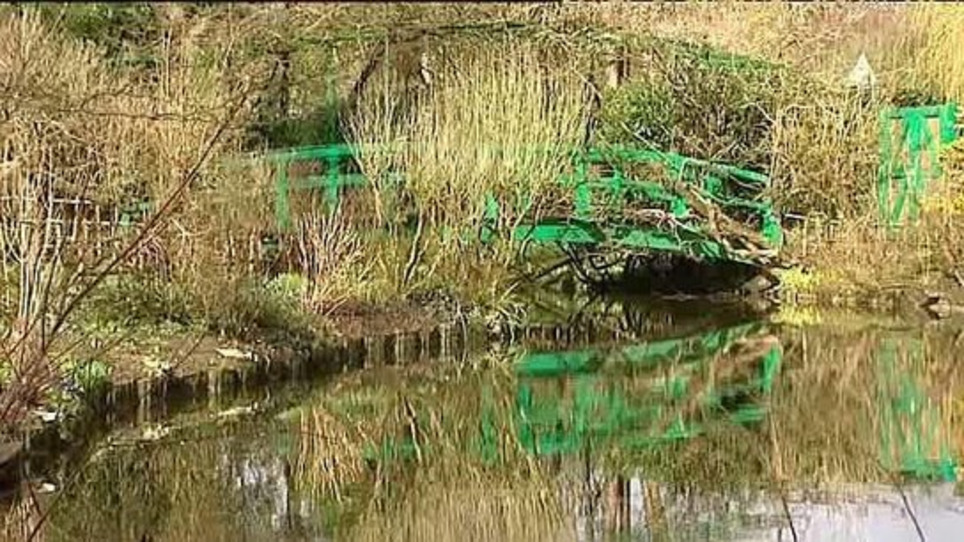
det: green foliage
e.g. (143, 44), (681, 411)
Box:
(201, 278), (313, 341)
(245, 46), (347, 150)
(74, 270), (319, 350)
(599, 78), (676, 151)
(83, 274), (196, 328)
(34, 3), (163, 67)
(62, 358), (113, 397)
(249, 107), (347, 150)
(265, 272), (308, 303)
(890, 84), (950, 108)
(599, 39), (795, 170)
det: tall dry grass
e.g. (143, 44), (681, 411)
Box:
(769, 89), (881, 218)
(346, 40), (590, 305)
(781, 135), (964, 300)
(907, 6), (964, 105)
(349, 39), (592, 215)
(390, 43), (589, 230)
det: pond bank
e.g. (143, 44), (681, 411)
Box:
(58, 273), (964, 407)
(7, 274), (961, 477)
(774, 268), (964, 322)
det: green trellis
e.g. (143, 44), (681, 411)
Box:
(877, 103), (960, 228)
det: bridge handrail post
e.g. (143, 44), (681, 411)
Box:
(275, 158), (292, 231)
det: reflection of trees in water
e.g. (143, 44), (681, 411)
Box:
(367, 324), (962, 540)
(606, 325), (963, 490)
(299, 327), (782, 540)
(540, 324), (964, 539)
(771, 326), (961, 484)
(3, 322), (961, 541)
(27, 424), (325, 541)
(0, 492), (44, 542)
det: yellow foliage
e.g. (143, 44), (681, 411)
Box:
(777, 267), (819, 294)
(773, 305), (822, 327)
(776, 266), (847, 297)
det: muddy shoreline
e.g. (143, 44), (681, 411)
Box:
(46, 282), (964, 411)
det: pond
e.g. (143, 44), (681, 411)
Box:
(2, 299), (963, 541)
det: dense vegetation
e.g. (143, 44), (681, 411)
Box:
(1, 3), (963, 426)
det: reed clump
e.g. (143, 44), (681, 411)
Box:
(906, 6), (964, 106)
(346, 39), (590, 308)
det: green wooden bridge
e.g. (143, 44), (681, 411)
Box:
(101, 102), (958, 271)
(256, 101), (964, 268)
(261, 144), (785, 266)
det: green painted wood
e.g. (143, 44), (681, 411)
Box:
(274, 159), (291, 231)
(878, 102), (960, 228)
(255, 142), (781, 264)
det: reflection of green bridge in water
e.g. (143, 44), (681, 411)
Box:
(877, 337), (957, 481)
(261, 144), (784, 266)
(365, 324), (958, 483)
(504, 322), (782, 456)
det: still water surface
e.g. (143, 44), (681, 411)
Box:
(3, 300), (963, 541)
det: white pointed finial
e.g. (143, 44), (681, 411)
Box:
(847, 52), (878, 91)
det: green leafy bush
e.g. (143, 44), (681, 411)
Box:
(37, 3), (163, 68)
(83, 274), (196, 328)
(599, 39), (794, 170)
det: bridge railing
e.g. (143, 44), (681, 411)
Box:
(877, 103), (960, 228)
(253, 142), (783, 263)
